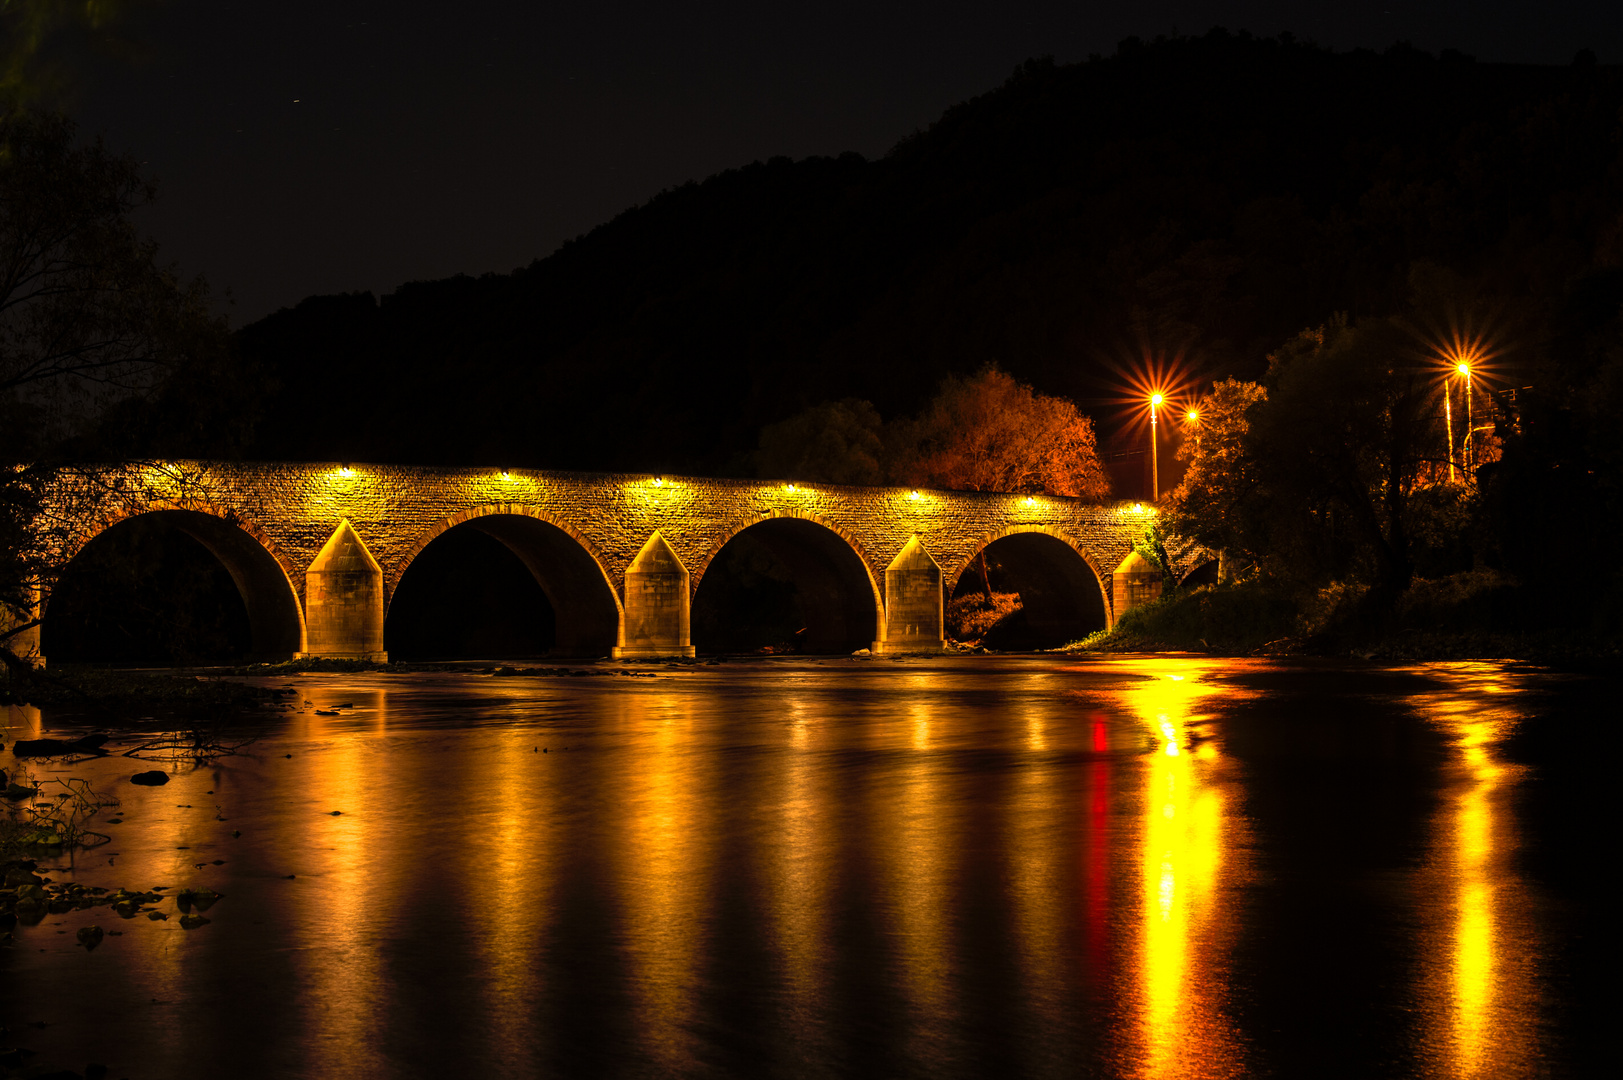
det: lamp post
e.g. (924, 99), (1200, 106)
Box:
(1456, 361), (1473, 475)
(1444, 376), (1456, 484)
(1149, 393), (1164, 501)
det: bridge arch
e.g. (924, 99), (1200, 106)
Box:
(949, 525), (1113, 646)
(46, 503), (306, 661)
(1179, 558), (1220, 588)
(389, 505), (622, 658)
(692, 510), (882, 654)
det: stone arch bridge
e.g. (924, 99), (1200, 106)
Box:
(17, 462), (1200, 663)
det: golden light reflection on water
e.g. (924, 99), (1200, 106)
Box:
(618, 691), (705, 1073)
(1406, 663), (1542, 1079)
(770, 695), (833, 1053)
(1112, 659), (1250, 1079)
(1005, 695), (1072, 1071)
(886, 694), (958, 1064)
(468, 690), (555, 1073)
(3, 701), (42, 736)
(291, 691), (391, 1076)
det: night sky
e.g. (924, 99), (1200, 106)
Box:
(62, 1), (1619, 325)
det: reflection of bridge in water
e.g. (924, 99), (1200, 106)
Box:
(19, 462), (1210, 663)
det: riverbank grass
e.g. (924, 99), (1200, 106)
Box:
(1075, 581), (1298, 654)
(1075, 570), (1623, 664)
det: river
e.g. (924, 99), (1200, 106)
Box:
(1, 656), (1610, 1078)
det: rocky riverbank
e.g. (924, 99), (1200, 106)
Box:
(1, 861), (224, 1080)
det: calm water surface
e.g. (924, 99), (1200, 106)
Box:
(1, 656), (1610, 1078)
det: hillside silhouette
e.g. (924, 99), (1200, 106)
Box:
(234, 31), (1623, 476)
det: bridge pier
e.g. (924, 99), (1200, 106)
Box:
(1111, 550), (1163, 624)
(873, 535), (945, 654)
(304, 520), (388, 661)
(613, 531), (695, 659)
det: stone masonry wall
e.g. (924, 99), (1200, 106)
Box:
(41, 461), (1202, 622)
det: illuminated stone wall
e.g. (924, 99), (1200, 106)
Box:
(39, 461), (1201, 658)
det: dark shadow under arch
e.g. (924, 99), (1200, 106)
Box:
(951, 531), (1109, 648)
(1180, 559), (1220, 588)
(388, 514), (619, 658)
(692, 517), (879, 654)
(44, 509), (304, 663)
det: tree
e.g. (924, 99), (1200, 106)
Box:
(2, 109), (232, 669)
(890, 364), (1111, 499)
(1, 112), (222, 449)
(755, 398), (884, 485)
(1132, 519), (1173, 583)
(1164, 378), (1268, 567)
(1252, 317), (1434, 609)
(891, 364), (1110, 601)
(1171, 318), (1439, 614)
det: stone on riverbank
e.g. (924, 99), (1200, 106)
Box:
(11, 734), (109, 758)
(176, 888), (223, 913)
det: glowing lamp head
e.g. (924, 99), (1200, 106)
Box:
(785, 483), (796, 493)
(1023, 496), (1036, 506)
(338, 463), (354, 478)
(1150, 393), (1164, 407)
(908, 489), (920, 500)
(651, 476), (663, 487)
(500, 468), (511, 479)
(1456, 361), (1471, 378)
(1185, 409), (1200, 424)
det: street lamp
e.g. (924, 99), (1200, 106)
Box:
(1456, 360), (1473, 475)
(1444, 371), (1456, 483)
(1149, 393), (1164, 501)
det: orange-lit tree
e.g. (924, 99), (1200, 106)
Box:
(891, 364), (1110, 604)
(890, 364), (1112, 500)
(1164, 378), (1267, 574)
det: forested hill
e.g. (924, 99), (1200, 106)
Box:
(234, 31), (1623, 475)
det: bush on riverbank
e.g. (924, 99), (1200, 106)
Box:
(946, 591), (1021, 645)
(1074, 581), (1298, 654)
(1075, 570), (1623, 664)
